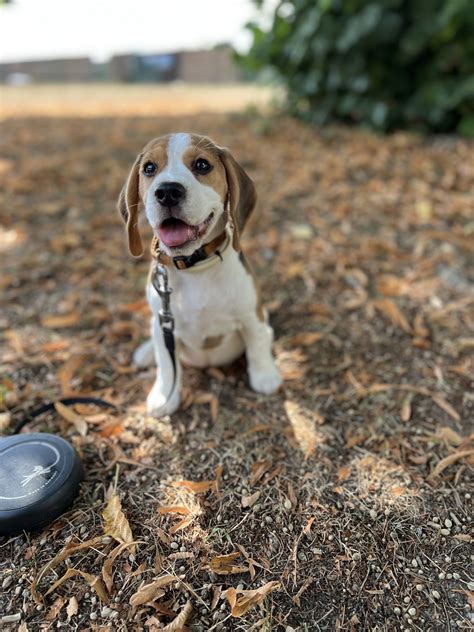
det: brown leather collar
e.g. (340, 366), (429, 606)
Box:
(150, 230), (227, 270)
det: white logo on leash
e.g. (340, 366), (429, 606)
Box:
(21, 464), (54, 487)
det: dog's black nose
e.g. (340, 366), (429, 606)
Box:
(155, 182), (185, 207)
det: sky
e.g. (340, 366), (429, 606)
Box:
(0, 0), (262, 63)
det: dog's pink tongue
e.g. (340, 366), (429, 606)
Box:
(159, 222), (193, 247)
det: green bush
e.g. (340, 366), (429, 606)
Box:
(242, 0), (474, 134)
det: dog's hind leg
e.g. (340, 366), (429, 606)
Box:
(133, 339), (155, 368)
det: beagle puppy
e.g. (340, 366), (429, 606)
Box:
(118, 133), (282, 417)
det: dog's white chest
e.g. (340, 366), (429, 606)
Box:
(147, 248), (258, 367)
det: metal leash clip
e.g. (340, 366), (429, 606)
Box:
(151, 263), (174, 332)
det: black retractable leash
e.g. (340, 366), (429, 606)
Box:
(0, 396), (117, 536)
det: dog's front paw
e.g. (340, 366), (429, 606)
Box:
(133, 339), (155, 368)
(249, 365), (283, 395)
(146, 382), (180, 417)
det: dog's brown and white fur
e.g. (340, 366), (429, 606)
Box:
(118, 133), (282, 417)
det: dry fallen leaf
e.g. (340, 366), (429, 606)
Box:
(169, 516), (194, 534)
(193, 391), (219, 421)
(241, 490), (261, 508)
(0, 411), (11, 432)
(158, 505), (191, 516)
(106, 320), (141, 344)
(102, 494), (135, 554)
(102, 541), (141, 593)
(371, 299), (412, 333)
(45, 568), (108, 604)
(118, 298), (149, 314)
(285, 261), (305, 279)
(45, 596), (66, 621)
(170, 479), (217, 494)
(66, 596), (78, 620)
(400, 394), (413, 422)
(129, 575), (178, 607)
(99, 420), (124, 437)
(431, 395), (460, 421)
(250, 460), (271, 486)
(435, 426), (464, 447)
(156, 527), (171, 545)
(40, 340), (71, 353)
(304, 516), (316, 534)
(345, 431), (370, 449)
(287, 482), (298, 508)
(161, 600), (193, 631)
(337, 465), (351, 482)
(54, 401), (88, 436)
(376, 274), (410, 297)
(144, 615), (162, 631)
(223, 581), (281, 617)
(209, 552), (250, 575)
(31, 536), (104, 603)
(288, 332), (324, 347)
(242, 423), (273, 436)
(412, 311), (430, 341)
(57, 353), (90, 396)
(454, 534), (472, 543)
(293, 576), (315, 606)
(168, 551), (194, 562)
(41, 312), (81, 328)
(215, 464), (224, 490)
(284, 400), (319, 458)
(4, 329), (24, 354)
(429, 449), (474, 479)
(211, 585), (222, 610)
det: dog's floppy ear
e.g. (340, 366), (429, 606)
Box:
(219, 148), (257, 251)
(118, 153), (144, 257)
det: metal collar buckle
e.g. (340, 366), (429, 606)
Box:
(172, 246), (207, 270)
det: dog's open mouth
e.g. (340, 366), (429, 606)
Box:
(158, 213), (214, 248)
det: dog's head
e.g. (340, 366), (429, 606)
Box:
(118, 133), (256, 258)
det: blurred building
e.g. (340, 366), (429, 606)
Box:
(0, 47), (241, 84)
(178, 48), (240, 83)
(0, 57), (94, 83)
(108, 52), (179, 83)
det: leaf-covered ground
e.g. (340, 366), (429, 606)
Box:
(1, 86), (473, 631)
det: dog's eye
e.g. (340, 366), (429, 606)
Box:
(143, 161), (157, 176)
(193, 158), (212, 175)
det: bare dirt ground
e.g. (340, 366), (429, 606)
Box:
(0, 84), (277, 118)
(1, 85), (473, 631)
